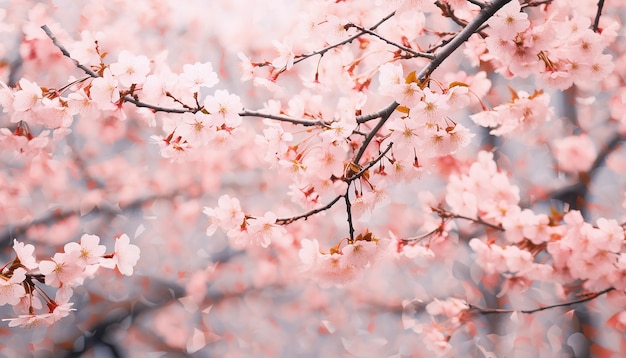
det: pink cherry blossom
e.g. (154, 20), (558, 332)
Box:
(245, 211), (286, 248)
(90, 68), (120, 110)
(12, 239), (38, 270)
(203, 89), (243, 127)
(63, 234), (107, 268)
(0, 267), (27, 306)
(12, 79), (42, 113)
(203, 194), (246, 236)
(178, 62), (219, 92)
(552, 134), (597, 173)
(486, 0), (530, 41)
(112, 233), (141, 276)
(109, 50), (151, 87)
(38, 251), (85, 287)
(271, 39), (295, 70)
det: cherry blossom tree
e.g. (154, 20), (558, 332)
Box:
(0, 0), (625, 356)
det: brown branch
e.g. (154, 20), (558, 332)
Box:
(275, 195), (343, 225)
(431, 206), (504, 231)
(239, 109), (325, 127)
(345, 23), (434, 59)
(40, 25), (99, 78)
(290, 12), (397, 67)
(592, 0), (605, 32)
(356, 102), (399, 124)
(469, 287), (615, 315)
(348, 143), (393, 182)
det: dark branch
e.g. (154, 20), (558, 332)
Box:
(345, 23), (434, 59)
(344, 194), (355, 241)
(356, 102), (399, 124)
(469, 287), (615, 315)
(291, 12), (397, 67)
(240, 109), (325, 127)
(592, 0), (605, 32)
(41, 25), (99, 78)
(275, 195), (343, 225)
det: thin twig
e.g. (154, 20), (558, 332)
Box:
(291, 12), (397, 67)
(275, 195), (343, 225)
(348, 143), (393, 182)
(469, 287), (615, 315)
(354, 113), (391, 165)
(240, 110), (325, 127)
(346, 23), (434, 59)
(40, 25), (99, 78)
(344, 194), (355, 241)
(466, 0), (486, 8)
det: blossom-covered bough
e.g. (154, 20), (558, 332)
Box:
(0, 0), (625, 355)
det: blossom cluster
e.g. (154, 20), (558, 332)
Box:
(0, 46), (243, 163)
(0, 234), (139, 328)
(203, 194), (286, 249)
(298, 231), (390, 287)
(480, 0), (616, 89)
(378, 63), (477, 163)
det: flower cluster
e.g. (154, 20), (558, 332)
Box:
(480, 0), (615, 89)
(445, 151), (520, 225)
(203, 194), (286, 249)
(0, 234), (139, 328)
(378, 63), (476, 163)
(298, 231), (389, 287)
(469, 89), (552, 136)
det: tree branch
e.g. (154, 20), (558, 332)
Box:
(275, 195), (343, 225)
(418, 0), (512, 80)
(345, 23), (434, 59)
(290, 12), (397, 67)
(40, 25), (99, 78)
(592, 0), (605, 32)
(469, 287), (615, 315)
(239, 109), (325, 127)
(344, 193), (355, 241)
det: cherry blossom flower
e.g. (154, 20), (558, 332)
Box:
(237, 52), (255, 81)
(378, 62), (404, 97)
(112, 234), (141, 276)
(90, 68), (120, 110)
(552, 134), (597, 173)
(203, 89), (243, 127)
(177, 112), (216, 147)
(63, 234), (107, 268)
(178, 62), (219, 92)
(303, 143), (347, 179)
(410, 88), (450, 123)
(12, 239), (38, 270)
(68, 30), (103, 65)
(426, 297), (468, 318)
(0, 267), (27, 306)
(203, 194), (245, 236)
(486, 0), (530, 41)
(38, 251), (85, 287)
(256, 121), (293, 163)
(245, 211), (286, 248)
(271, 39), (295, 70)
(109, 50), (151, 87)
(317, 15), (354, 44)
(12, 79), (42, 113)
(341, 240), (378, 269)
